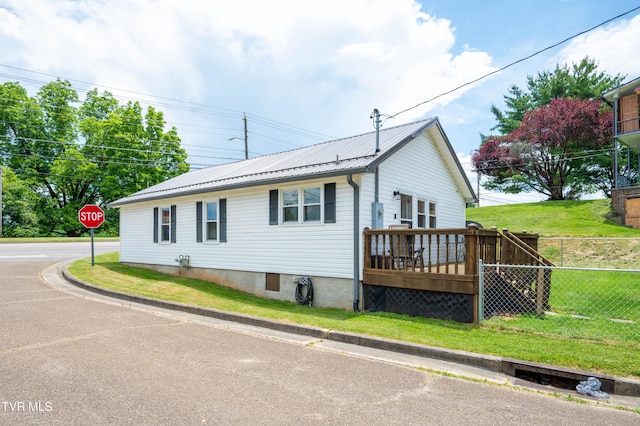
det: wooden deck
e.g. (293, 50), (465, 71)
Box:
(362, 227), (552, 322)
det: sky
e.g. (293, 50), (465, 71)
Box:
(1, 0), (639, 205)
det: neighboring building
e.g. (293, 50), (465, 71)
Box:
(603, 77), (640, 229)
(109, 118), (476, 310)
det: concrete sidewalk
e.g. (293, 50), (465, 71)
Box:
(44, 260), (640, 411)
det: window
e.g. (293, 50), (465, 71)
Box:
(269, 183), (336, 225)
(206, 201), (218, 240)
(154, 205), (176, 243)
(429, 202), (437, 228)
(400, 194), (413, 227)
(161, 207), (171, 241)
(417, 200), (426, 228)
(303, 188), (321, 221)
(416, 199), (436, 228)
(196, 200), (226, 243)
(283, 189), (299, 222)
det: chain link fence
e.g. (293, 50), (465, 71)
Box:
(479, 263), (639, 344)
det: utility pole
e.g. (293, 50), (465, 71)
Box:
(477, 169), (481, 207)
(229, 114), (249, 160)
(243, 113), (248, 160)
(371, 109), (381, 153)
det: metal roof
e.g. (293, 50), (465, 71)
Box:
(110, 117), (475, 206)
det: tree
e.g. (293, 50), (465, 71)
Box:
(473, 98), (612, 200)
(490, 57), (624, 135)
(0, 80), (190, 236)
(1, 167), (41, 237)
(479, 57), (627, 200)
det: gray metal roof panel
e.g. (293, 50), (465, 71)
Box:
(109, 118), (445, 207)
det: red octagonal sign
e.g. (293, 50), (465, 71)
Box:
(78, 204), (105, 228)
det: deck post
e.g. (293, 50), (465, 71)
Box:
(465, 228), (478, 276)
(536, 266), (545, 316)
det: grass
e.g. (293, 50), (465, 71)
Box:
(69, 252), (640, 379)
(468, 198), (640, 269)
(466, 199), (640, 237)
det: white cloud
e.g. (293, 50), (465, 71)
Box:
(0, 0), (499, 153)
(555, 13), (640, 79)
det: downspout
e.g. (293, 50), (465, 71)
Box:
(374, 167), (379, 203)
(347, 174), (360, 312)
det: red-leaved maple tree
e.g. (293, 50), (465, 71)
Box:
(473, 98), (612, 200)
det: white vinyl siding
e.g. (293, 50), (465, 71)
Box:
(119, 130), (468, 280)
(362, 132), (466, 229)
(119, 178), (354, 279)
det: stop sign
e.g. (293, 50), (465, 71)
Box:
(78, 204), (105, 228)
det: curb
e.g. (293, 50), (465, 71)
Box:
(61, 269), (640, 397)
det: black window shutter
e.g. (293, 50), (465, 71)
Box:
(324, 183), (336, 223)
(196, 201), (203, 243)
(269, 190), (278, 225)
(220, 198), (227, 242)
(153, 207), (159, 243)
(170, 205), (177, 243)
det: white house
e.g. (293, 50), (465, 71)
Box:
(109, 118), (476, 311)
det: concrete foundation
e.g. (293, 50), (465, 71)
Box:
(123, 262), (359, 311)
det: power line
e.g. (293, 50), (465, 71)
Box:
(390, 5), (640, 119)
(0, 65), (334, 145)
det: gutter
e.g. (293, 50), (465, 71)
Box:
(346, 174), (360, 312)
(108, 167), (372, 208)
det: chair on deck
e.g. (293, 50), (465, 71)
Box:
(389, 224), (421, 270)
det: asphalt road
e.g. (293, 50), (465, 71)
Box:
(0, 241), (119, 263)
(0, 243), (638, 424)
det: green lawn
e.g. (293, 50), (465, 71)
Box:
(466, 199), (640, 237)
(59, 199), (640, 380)
(69, 252), (640, 379)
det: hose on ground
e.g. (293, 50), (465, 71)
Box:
(295, 277), (313, 306)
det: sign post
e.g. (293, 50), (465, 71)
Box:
(78, 205), (106, 266)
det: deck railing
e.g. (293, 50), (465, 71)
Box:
(364, 227), (473, 274)
(362, 227), (550, 323)
(363, 227), (544, 276)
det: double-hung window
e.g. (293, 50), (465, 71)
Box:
(161, 208), (171, 241)
(270, 183), (336, 225)
(283, 190), (299, 222)
(206, 201), (218, 241)
(303, 188), (321, 222)
(417, 200), (427, 228)
(196, 199), (227, 243)
(429, 201), (437, 228)
(154, 205), (176, 243)
(283, 187), (321, 223)
(417, 199), (437, 228)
